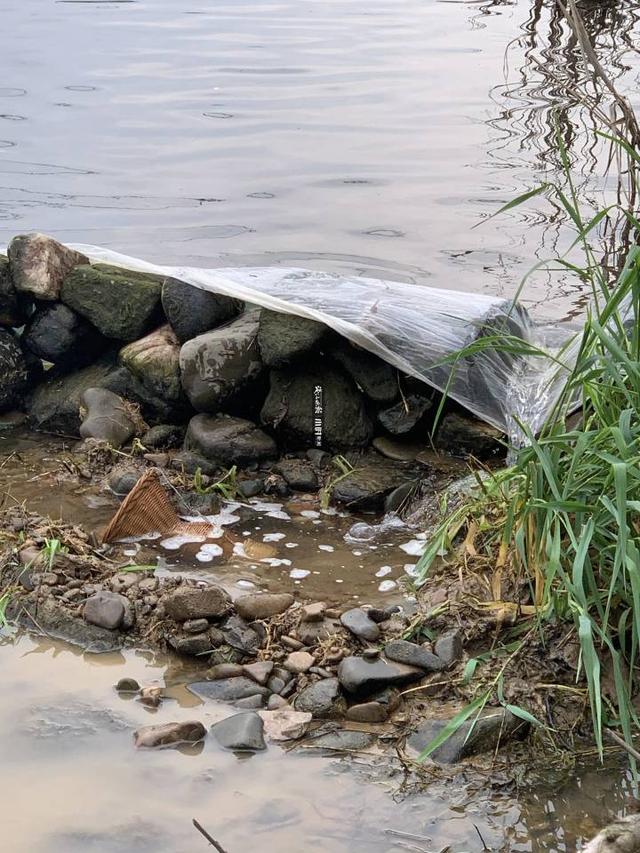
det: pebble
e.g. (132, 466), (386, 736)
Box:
(183, 618), (210, 635)
(211, 712), (266, 752)
(134, 720), (206, 749)
(243, 661), (274, 685)
(281, 635), (304, 651)
(115, 677), (140, 693)
(284, 650), (315, 673)
(337, 656), (424, 694)
(345, 701), (388, 723)
(208, 663), (244, 680)
(259, 706), (311, 741)
(340, 608), (381, 642)
(234, 592), (294, 621)
(384, 639), (445, 672)
(294, 677), (344, 718)
(267, 694), (288, 711)
(434, 630), (464, 667)
(267, 676), (287, 695)
(300, 602), (326, 623)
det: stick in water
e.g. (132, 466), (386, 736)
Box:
(192, 818), (230, 853)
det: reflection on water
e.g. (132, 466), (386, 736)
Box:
(1, 0), (640, 319)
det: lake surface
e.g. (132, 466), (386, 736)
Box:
(3, 0), (640, 318)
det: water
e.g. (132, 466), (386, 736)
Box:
(2, 0), (640, 319)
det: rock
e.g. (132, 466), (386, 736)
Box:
(261, 363), (372, 451)
(188, 677), (270, 702)
(185, 414), (276, 466)
(208, 645), (245, 667)
(274, 459), (318, 491)
(238, 478), (264, 498)
(134, 720), (206, 749)
(83, 591), (133, 631)
(340, 608), (381, 642)
(257, 309), (327, 367)
(435, 412), (503, 458)
(306, 448), (331, 467)
(0, 254), (28, 327)
(234, 593), (294, 621)
(179, 311), (263, 412)
(61, 264), (163, 341)
(267, 695), (288, 711)
(406, 708), (529, 763)
(24, 597), (122, 652)
(211, 711), (266, 752)
(331, 341), (398, 403)
(581, 815), (640, 853)
(183, 618), (210, 634)
(208, 663), (244, 680)
(8, 233), (88, 300)
(301, 602), (326, 623)
(384, 640), (444, 672)
(243, 661), (274, 685)
(162, 277), (242, 343)
(141, 423), (185, 449)
(222, 615), (262, 655)
(79, 388), (137, 447)
(259, 707), (311, 741)
(139, 686), (163, 707)
(294, 677), (345, 718)
(305, 729), (374, 752)
(0, 329), (29, 412)
(284, 651), (315, 674)
(163, 585), (231, 621)
(115, 678), (140, 693)
(168, 633), (213, 657)
(22, 303), (106, 370)
(296, 617), (343, 647)
(337, 656), (424, 694)
(331, 453), (416, 512)
(384, 481), (417, 513)
(107, 466), (140, 497)
(372, 436), (422, 462)
(267, 676), (287, 695)
(27, 357), (115, 433)
(434, 630), (464, 667)
(234, 694), (266, 710)
(378, 393), (433, 435)
(345, 701), (388, 723)
(119, 325), (185, 407)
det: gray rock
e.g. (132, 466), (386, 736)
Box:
(257, 309), (327, 367)
(107, 466), (140, 497)
(83, 591), (132, 631)
(261, 364), (372, 451)
(406, 708), (529, 763)
(0, 254), (28, 327)
(0, 329), (29, 412)
(208, 663), (244, 680)
(274, 458), (318, 491)
(238, 478), (264, 498)
(345, 701), (388, 722)
(243, 661), (274, 685)
(306, 448), (331, 467)
(372, 436), (422, 462)
(434, 630), (464, 667)
(79, 388), (137, 447)
(234, 593), (294, 621)
(267, 695), (288, 711)
(222, 615), (261, 655)
(168, 633), (212, 657)
(134, 720), (206, 749)
(163, 585), (231, 621)
(378, 392), (433, 435)
(119, 324), (185, 407)
(170, 449), (220, 476)
(332, 341), (398, 403)
(300, 602), (326, 623)
(384, 481), (417, 513)
(183, 618), (210, 634)
(179, 311), (263, 412)
(234, 694), (265, 710)
(384, 640), (444, 672)
(115, 677), (140, 693)
(294, 677), (345, 718)
(340, 608), (381, 641)
(23, 597), (123, 653)
(211, 711), (266, 752)
(185, 414), (276, 466)
(267, 676), (287, 695)
(141, 423), (185, 449)
(284, 651), (315, 673)
(162, 277), (242, 343)
(8, 233), (88, 300)
(61, 264), (163, 341)
(296, 617), (343, 647)
(22, 303), (106, 370)
(435, 412), (503, 458)
(337, 656), (424, 694)
(304, 729), (374, 752)
(188, 677), (270, 702)
(331, 453), (417, 511)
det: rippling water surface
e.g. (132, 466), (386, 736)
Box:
(3, 0), (640, 318)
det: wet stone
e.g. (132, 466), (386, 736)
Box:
(161, 276), (241, 344)
(340, 608), (381, 642)
(211, 711), (266, 752)
(222, 615), (261, 655)
(238, 478), (264, 498)
(79, 388), (137, 448)
(208, 663), (244, 680)
(8, 233), (88, 301)
(168, 633), (212, 657)
(259, 707), (312, 741)
(267, 676), (287, 695)
(134, 720), (206, 749)
(337, 656), (424, 695)
(304, 729), (375, 752)
(378, 392), (433, 435)
(434, 412), (503, 458)
(301, 602), (326, 623)
(384, 639), (444, 672)
(257, 309), (327, 367)
(185, 414), (276, 467)
(267, 695), (288, 711)
(115, 678), (140, 693)
(188, 677), (270, 703)
(83, 591), (131, 631)
(274, 458), (319, 491)
(294, 677), (344, 718)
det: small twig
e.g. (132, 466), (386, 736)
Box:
(605, 727), (640, 764)
(473, 824), (490, 851)
(192, 819), (229, 853)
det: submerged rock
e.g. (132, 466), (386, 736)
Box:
(337, 656), (424, 694)
(0, 254), (27, 327)
(134, 720), (206, 749)
(22, 303), (106, 370)
(261, 363), (372, 450)
(163, 585), (231, 621)
(79, 388), (138, 447)
(8, 233), (88, 300)
(185, 414), (277, 466)
(179, 311), (263, 412)
(61, 263), (163, 341)
(162, 277), (242, 343)
(211, 711), (266, 752)
(0, 329), (29, 412)
(119, 324), (185, 407)
(257, 309), (327, 367)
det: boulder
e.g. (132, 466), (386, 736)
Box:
(83, 591), (133, 631)
(188, 677), (270, 702)
(0, 254), (27, 327)
(332, 341), (398, 403)
(378, 392), (433, 435)
(22, 303), (106, 370)
(340, 608), (381, 642)
(134, 720), (206, 749)
(435, 412), (503, 458)
(179, 311), (263, 412)
(211, 711), (266, 752)
(261, 363), (372, 451)
(337, 656), (424, 695)
(294, 677), (345, 718)
(163, 585), (231, 621)
(257, 309), (327, 367)
(184, 414), (276, 466)
(0, 329), (29, 412)
(331, 453), (417, 511)
(60, 263), (163, 341)
(384, 640), (444, 672)
(162, 277), (242, 343)
(8, 233), (88, 300)
(119, 324), (185, 406)
(274, 459), (318, 491)
(406, 708), (529, 763)
(79, 388), (138, 447)
(234, 592), (294, 621)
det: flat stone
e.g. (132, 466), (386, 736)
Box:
(134, 720), (206, 749)
(294, 677), (345, 718)
(162, 276), (241, 343)
(259, 707), (311, 741)
(185, 414), (277, 466)
(8, 233), (88, 300)
(183, 618), (210, 634)
(284, 651), (315, 674)
(331, 453), (416, 511)
(434, 630), (464, 667)
(79, 388), (137, 448)
(208, 663), (244, 680)
(234, 592), (294, 621)
(188, 677), (270, 702)
(211, 711), (266, 752)
(305, 729), (374, 752)
(83, 591), (131, 631)
(340, 608), (380, 642)
(301, 602), (326, 623)
(384, 640), (444, 672)
(345, 701), (388, 723)
(243, 661), (274, 685)
(222, 615), (261, 655)
(234, 694), (266, 710)
(406, 709), (529, 764)
(257, 309), (327, 367)
(168, 633), (212, 657)
(163, 585), (231, 621)
(274, 458), (319, 491)
(337, 656), (424, 695)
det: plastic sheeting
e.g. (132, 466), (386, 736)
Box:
(51, 245), (577, 439)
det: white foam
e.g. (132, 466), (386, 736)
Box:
(375, 565), (392, 577)
(289, 568), (310, 579)
(263, 532), (286, 542)
(403, 563), (419, 577)
(260, 557), (292, 567)
(399, 539), (426, 556)
(236, 579), (256, 589)
(160, 533), (206, 550)
(378, 580), (397, 592)
(300, 510), (320, 519)
(195, 543), (224, 562)
(285, 542), (299, 549)
(318, 544), (334, 552)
